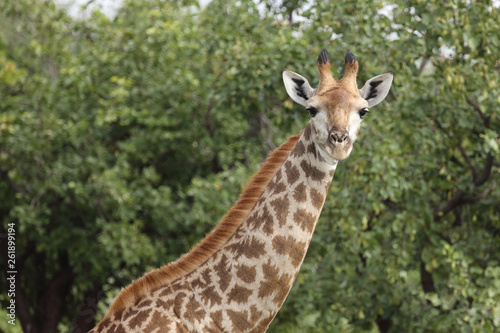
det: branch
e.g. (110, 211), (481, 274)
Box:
(434, 189), (490, 220)
(456, 142), (478, 181)
(465, 95), (490, 128)
(417, 56), (430, 76)
(474, 153), (493, 187)
(258, 111), (276, 152)
(433, 190), (461, 219)
(433, 117), (479, 179)
(0, 169), (24, 194)
(382, 198), (400, 211)
(433, 117), (451, 139)
(433, 117), (494, 188)
(376, 315), (393, 333)
(420, 258), (436, 294)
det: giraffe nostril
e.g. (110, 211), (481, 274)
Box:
(330, 130), (349, 143)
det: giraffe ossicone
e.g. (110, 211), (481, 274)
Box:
(90, 49), (393, 332)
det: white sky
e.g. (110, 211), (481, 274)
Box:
(54, 0), (123, 18)
(54, 0), (500, 21)
(54, 0), (213, 18)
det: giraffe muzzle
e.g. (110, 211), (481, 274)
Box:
(329, 129), (350, 144)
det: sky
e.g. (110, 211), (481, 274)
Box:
(54, 0), (213, 18)
(54, 0), (124, 18)
(55, 0), (500, 19)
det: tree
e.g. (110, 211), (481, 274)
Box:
(0, 0), (498, 332)
(270, 1), (500, 332)
(0, 0), (305, 331)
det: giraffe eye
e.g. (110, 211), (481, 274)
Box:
(306, 107), (318, 117)
(359, 108), (370, 119)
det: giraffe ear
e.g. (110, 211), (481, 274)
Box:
(283, 70), (315, 106)
(359, 73), (393, 107)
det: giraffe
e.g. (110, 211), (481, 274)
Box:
(90, 48), (393, 332)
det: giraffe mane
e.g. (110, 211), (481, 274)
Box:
(105, 133), (302, 316)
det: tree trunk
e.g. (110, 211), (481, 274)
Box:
(36, 268), (75, 333)
(72, 283), (104, 333)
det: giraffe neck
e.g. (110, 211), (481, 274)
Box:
(90, 123), (337, 332)
(215, 123), (337, 330)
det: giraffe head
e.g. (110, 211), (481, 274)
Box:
(283, 49), (393, 162)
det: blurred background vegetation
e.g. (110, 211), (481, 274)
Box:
(0, 0), (498, 332)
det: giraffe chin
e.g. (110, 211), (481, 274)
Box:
(325, 140), (353, 161)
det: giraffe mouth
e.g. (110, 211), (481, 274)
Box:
(325, 138), (353, 161)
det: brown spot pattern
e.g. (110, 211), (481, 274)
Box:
(236, 264), (257, 283)
(96, 318), (111, 331)
(249, 305), (263, 323)
(203, 325), (218, 333)
(251, 206), (274, 235)
(171, 281), (189, 293)
(272, 235), (307, 268)
(202, 268), (212, 285)
(284, 160), (300, 185)
(185, 297), (206, 322)
(271, 182), (287, 196)
(228, 284), (253, 304)
(122, 308), (138, 322)
(227, 236), (266, 260)
(310, 188), (324, 209)
(110, 324), (126, 333)
(128, 310), (149, 329)
(293, 182), (307, 203)
(144, 311), (171, 329)
(176, 322), (188, 332)
(173, 292), (187, 317)
(156, 298), (175, 311)
(191, 276), (208, 291)
(255, 313), (278, 332)
(270, 196), (290, 227)
(294, 208), (316, 233)
(112, 309), (124, 322)
(136, 300), (152, 309)
(300, 160), (326, 181)
(267, 169), (283, 194)
(303, 124), (312, 141)
(211, 310), (223, 330)
(201, 286), (222, 307)
(214, 254), (231, 292)
(158, 286), (173, 297)
(258, 261), (291, 304)
(227, 309), (252, 331)
(105, 325), (116, 333)
(291, 141), (306, 157)
(307, 142), (318, 159)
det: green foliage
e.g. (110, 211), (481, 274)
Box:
(0, 0), (498, 332)
(269, 1), (500, 332)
